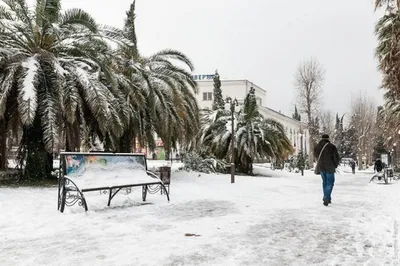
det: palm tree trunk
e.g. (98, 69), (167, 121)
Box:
(23, 116), (53, 180)
(119, 130), (133, 153)
(65, 122), (81, 152)
(0, 119), (7, 170)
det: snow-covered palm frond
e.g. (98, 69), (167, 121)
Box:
(61, 76), (78, 123)
(99, 25), (134, 47)
(148, 49), (195, 71)
(74, 67), (111, 132)
(374, 0), (398, 11)
(0, 63), (18, 118)
(35, 0), (61, 27)
(0, 5), (15, 20)
(18, 55), (39, 125)
(59, 8), (98, 33)
(39, 82), (60, 153)
(2, 0), (32, 27)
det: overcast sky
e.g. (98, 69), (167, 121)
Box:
(51, 0), (383, 117)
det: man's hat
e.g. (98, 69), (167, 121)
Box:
(321, 134), (329, 140)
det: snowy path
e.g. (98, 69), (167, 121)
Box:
(0, 168), (399, 266)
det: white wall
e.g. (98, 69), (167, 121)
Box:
(259, 107), (310, 157)
(196, 80), (266, 110)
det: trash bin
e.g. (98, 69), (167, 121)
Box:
(387, 168), (394, 178)
(158, 166), (171, 185)
(158, 166), (171, 194)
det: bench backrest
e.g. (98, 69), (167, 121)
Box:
(60, 152), (147, 177)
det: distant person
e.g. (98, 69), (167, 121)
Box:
(314, 134), (340, 206)
(374, 159), (383, 173)
(350, 160), (356, 174)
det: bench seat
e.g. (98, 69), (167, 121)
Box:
(68, 169), (158, 190)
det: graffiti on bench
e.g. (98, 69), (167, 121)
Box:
(64, 154), (146, 176)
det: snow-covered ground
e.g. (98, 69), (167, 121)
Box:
(0, 164), (399, 266)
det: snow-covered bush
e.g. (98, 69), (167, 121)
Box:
(182, 152), (227, 174)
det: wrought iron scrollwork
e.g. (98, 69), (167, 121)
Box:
(100, 190), (109, 195)
(147, 184), (162, 194)
(59, 177), (88, 212)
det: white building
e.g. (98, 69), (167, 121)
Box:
(193, 74), (310, 157)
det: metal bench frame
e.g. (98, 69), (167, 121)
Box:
(57, 152), (170, 213)
(369, 167), (394, 184)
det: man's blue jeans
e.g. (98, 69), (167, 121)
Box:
(321, 172), (335, 201)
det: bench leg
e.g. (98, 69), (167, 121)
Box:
(57, 180), (61, 210)
(60, 186), (66, 213)
(82, 195), (88, 212)
(161, 184), (170, 195)
(108, 188), (112, 206)
(142, 185), (147, 201)
(369, 175), (376, 183)
(161, 184), (170, 202)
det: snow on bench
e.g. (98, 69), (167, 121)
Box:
(57, 152), (170, 213)
(369, 168), (394, 184)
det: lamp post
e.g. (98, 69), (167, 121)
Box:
(394, 143), (397, 169)
(226, 96), (239, 183)
(299, 132), (304, 176)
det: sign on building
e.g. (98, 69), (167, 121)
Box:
(192, 74), (215, 81)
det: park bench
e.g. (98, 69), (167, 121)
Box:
(57, 152), (170, 213)
(369, 167), (394, 184)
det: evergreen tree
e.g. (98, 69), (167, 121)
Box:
(212, 70), (225, 110)
(372, 106), (387, 160)
(309, 117), (320, 148)
(373, 135), (387, 160)
(341, 122), (358, 159)
(333, 113), (345, 154)
(292, 105), (301, 121)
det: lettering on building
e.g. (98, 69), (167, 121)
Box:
(192, 74), (215, 81)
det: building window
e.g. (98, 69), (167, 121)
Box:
(202, 92), (212, 101)
(257, 97), (262, 106)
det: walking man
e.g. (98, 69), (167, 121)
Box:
(314, 134), (340, 206)
(350, 160), (356, 174)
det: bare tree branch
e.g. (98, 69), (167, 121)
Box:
(294, 58), (325, 122)
(294, 58), (325, 166)
(319, 110), (334, 137)
(350, 91), (377, 169)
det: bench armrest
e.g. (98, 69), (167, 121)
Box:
(147, 170), (160, 180)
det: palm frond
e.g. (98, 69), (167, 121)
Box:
(35, 0), (61, 25)
(60, 8), (98, 33)
(123, 0), (137, 43)
(149, 49), (195, 71)
(18, 55), (40, 125)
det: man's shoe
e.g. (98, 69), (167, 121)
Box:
(323, 198), (332, 204)
(323, 199), (329, 206)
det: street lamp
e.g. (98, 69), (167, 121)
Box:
(226, 96), (239, 183)
(394, 143), (397, 169)
(298, 132), (304, 176)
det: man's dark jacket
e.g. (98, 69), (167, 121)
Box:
(314, 140), (340, 173)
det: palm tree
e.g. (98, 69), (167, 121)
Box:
(375, 0), (400, 148)
(0, 0), (128, 178)
(114, 1), (200, 155)
(197, 88), (293, 174)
